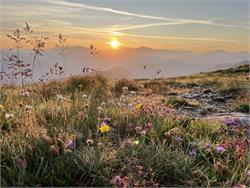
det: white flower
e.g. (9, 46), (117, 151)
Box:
(82, 94), (88, 99)
(128, 103), (133, 108)
(24, 105), (33, 111)
(97, 106), (103, 112)
(122, 86), (128, 90)
(122, 86), (129, 94)
(57, 94), (65, 101)
(130, 91), (136, 95)
(5, 113), (14, 119)
(21, 91), (30, 97)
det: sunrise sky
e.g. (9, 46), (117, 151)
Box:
(1, 0), (249, 52)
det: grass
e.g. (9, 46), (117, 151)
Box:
(234, 102), (249, 113)
(1, 66), (249, 187)
(166, 96), (190, 107)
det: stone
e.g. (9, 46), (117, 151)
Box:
(239, 117), (250, 126)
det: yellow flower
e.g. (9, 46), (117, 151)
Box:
(0, 104), (4, 111)
(133, 140), (139, 145)
(135, 104), (142, 110)
(99, 124), (110, 133)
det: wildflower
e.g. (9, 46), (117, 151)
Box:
(132, 140), (139, 145)
(204, 143), (211, 149)
(99, 124), (110, 133)
(97, 106), (103, 112)
(86, 139), (94, 146)
(127, 122), (133, 128)
(247, 170), (250, 177)
(78, 111), (85, 119)
(224, 117), (240, 126)
(103, 117), (111, 124)
(135, 126), (142, 134)
(5, 113), (14, 119)
(43, 135), (52, 145)
(135, 103), (142, 110)
(113, 175), (122, 187)
(189, 149), (197, 158)
(82, 94), (88, 98)
(24, 105), (33, 111)
(0, 104), (4, 111)
(122, 86), (128, 94)
(18, 158), (28, 168)
(125, 139), (132, 145)
(21, 91), (30, 97)
(130, 91), (136, 95)
(66, 140), (75, 149)
(140, 130), (147, 135)
(56, 94), (65, 101)
(175, 135), (183, 142)
(144, 122), (153, 129)
(50, 145), (59, 157)
(216, 145), (225, 153)
(128, 103), (133, 108)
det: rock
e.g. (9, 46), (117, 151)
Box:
(165, 92), (178, 96)
(224, 93), (236, 99)
(213, 97), (225, 102)
(205, 112), (250, 126)
(203, 88), (212, 94)
(239, 117), (250, 126)
(178, 106), (206, 116)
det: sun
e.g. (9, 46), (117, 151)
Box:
(110, 39), (120, 49)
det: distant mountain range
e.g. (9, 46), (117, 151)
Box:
(0, 46), (249, 82)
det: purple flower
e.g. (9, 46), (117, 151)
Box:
(144, 122), (153, 129)
(224, 118), (240, 126)
(67, 141), (76, 149)
(103, 117), (110, 123)
(216, 145), (225, 153)
(100, 117), (111, 127)
(175, 135), (183, 142)
(205, 143), (211, 149)
(247, 170), (250, 177)
(189, 149), (197, 158)
(113, 175), (122, 187)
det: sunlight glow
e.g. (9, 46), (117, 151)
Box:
(110, 39), (120, 49)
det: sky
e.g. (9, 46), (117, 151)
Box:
(0, 0), (249, 52)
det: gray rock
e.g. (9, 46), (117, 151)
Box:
(239, 117), (250, 126)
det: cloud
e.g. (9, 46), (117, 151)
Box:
(102, 22), (187, 32)
(47, 0), (248, 29)
(120, 33), (235, 42)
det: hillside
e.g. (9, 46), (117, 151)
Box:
(1, 64), (249, 187)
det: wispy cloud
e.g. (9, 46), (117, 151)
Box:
(103, 22), (188, 32)
(47, 0), (248, 29)
(120, 33), (235, 42)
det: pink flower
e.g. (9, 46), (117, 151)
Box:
(144, 122), (153, 129)
(113, 175), (122, 187)
(19, 158), (28, 168)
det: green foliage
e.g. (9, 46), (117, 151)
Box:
(234, 102), (249, 113)
(113, 79), (139, 95)
(219, 83), (247, 97)
(66, 74), (108, 94)
(167, 96), (189, 107)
